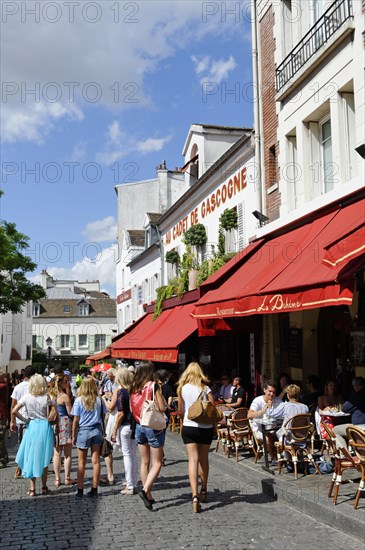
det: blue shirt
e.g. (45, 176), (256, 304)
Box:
(71, 396), (106, 428)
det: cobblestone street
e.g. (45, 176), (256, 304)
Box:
(0, 432), (361, 549)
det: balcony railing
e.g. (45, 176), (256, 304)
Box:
(276, 0), (353, 92)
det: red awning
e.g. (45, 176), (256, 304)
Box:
(85, 348), (111, 365)
(193, 198), (365, 320)
(111, 303), (197, 363)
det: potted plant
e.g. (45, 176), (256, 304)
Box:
(165, 249), (180, 266)
(183, 224), (207, 289)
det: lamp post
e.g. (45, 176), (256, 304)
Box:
(46, 337), (53, 370)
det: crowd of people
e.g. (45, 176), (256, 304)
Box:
(0, 362), (364, 512)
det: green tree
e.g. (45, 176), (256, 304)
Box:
(0, 199), (45, 313)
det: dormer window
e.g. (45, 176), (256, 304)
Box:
(33, 303), (41, 317)
(78, 303), (89, 316)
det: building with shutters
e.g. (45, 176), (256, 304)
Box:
(32, 270), (117, 369)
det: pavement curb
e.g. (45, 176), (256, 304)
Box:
(167, 433), (365, 542)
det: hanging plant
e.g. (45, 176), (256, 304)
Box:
(197, 260), (210, 286)
(165, 250), (180, 265)
(219, 208), (238, 231)
(153, 284), (176, 319)
(183, 223), (207, 247)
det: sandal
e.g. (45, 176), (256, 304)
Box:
(65, 477), (77, 486)
(42, 486), (51, 495)
(192, 495), (201, 513)
(200, 488), (207, 503)
(99, 478), (115, 486)
(54, 479), (62, 488)
(27, 490), (36, 497)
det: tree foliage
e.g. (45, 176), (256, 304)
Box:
(0, 219), (46, 314)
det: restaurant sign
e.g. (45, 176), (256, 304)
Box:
(117, 289), (132, 304)
(113, 348), (178, 363)
(165, 165), (248, 245)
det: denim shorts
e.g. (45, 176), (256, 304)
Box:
(135, 423), (165, 448)
(76, 425), (103, 449)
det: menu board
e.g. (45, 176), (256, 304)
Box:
(288, 328), (302, 370)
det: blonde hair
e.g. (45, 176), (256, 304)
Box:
(286, 384), (301, 400)
(115, 368), (132, 390)
(48, 374), (64, 399)
(28, 374), (48, 396)
(176, 362), (209, 396)
(77, 377), (99, 411)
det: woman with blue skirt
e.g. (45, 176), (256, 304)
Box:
(12, 374), (55, 496)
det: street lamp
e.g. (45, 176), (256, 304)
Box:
(46, 337), (53, 370)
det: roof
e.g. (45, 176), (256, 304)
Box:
(36, 298), (116, 318)
(128, 229), (145, 247)
(146, 213), (161, 224)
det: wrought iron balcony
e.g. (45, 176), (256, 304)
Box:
(276, 0), (353, 92)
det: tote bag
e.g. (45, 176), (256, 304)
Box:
(140, 383), (166, 431)
(188, 390), (223, 425)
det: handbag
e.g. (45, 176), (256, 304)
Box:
(47, 397), (59, 425)
(140, 383), (166, 431)
(188, 390), (223, 425)
(100, 437), (113, 458)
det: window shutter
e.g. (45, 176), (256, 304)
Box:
(237, 201), (245, 250)
(70, 335), (76, 350)
(106, 335), (112, 347)
(55, 336), (61, 350)
(36, 336), (43, 349)
(88, 335), (95, 354)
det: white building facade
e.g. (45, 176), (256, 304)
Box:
(32, 271), (117, 368)
(0, 306), (33, 373)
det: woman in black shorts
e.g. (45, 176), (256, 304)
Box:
(177, 362), (215, 513)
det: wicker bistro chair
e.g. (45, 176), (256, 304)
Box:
(321, 422), (360, 504)
(248, 419), (264, 463)
(347, 426), (365, 509)
(226, 408), (256, 462)
(214, 404), (234, 455)
(275, 414), (321, 479)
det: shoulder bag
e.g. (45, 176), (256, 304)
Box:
(140, 383), (167, 431)
(188, 389), (223, 425)
(47, 396), (59, 425)
(100, 398), (114, 458)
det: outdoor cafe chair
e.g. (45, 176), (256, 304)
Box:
(275, 414), (321, 479)
(321, 422), (360, 505)
(214, 404), (234, 455)
(226, 408), (256, 463)
(248, 419), (264, 463)
(347, 426), (365, 509)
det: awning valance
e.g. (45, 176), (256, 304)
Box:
(85, 348), (111, 365)
(111, 303), (197, 363)
(193, 197), (365, 321)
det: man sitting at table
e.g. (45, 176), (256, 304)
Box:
(219, 375), (233, 401)
(248, 380), (282, 463)
(333, 376), (365, 450)
(223, 377), (246, 409)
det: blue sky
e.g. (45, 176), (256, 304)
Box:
(1, 1), (254, 296)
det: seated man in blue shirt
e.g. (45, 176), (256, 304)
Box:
(333, 376), (365, 450)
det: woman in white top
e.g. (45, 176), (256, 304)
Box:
(177, 362), (215, 513)
(12, 374), (55, 497)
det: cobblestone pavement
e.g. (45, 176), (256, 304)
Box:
(0, 432), (360, 550)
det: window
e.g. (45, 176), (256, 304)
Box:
(33, 303), (41, 316)
(26, 345), (31, 360)
(78, 303), (89, 316)
(320, 117), (333, 193)
(60, 335), (70, 348)
(63, 305), (71, 313)
(342, 92), (356, 180)
(32, 335), (37, 349)
(282, 0), (293, 57)
(95, 334), (106, 352)
(78, 334), (88, 348)
(286, 135), (299, 210)
(309, 115), (336, 197)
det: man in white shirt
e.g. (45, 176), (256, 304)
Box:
(10, 365), (36, 478)
(248, 380), (282, 462)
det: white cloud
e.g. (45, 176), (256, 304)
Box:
(31, 244), (118, 297)
(191, 54), (237, 85)
(96, 119), (172, 164)
(2, 2), (243, 143)
(137, 135), (172, 154)
(2, 101), (84, 144)
(82, 216), (117, 242)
